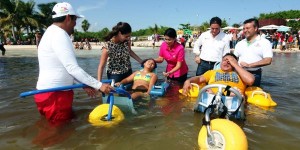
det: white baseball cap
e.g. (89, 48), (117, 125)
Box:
(52, 2), (84, 19)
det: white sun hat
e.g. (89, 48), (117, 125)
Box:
(52, 2), (84, 18)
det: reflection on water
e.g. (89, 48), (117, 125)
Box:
(0, 50), (300, 149)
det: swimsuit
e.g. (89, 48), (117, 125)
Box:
(134, 70), (151, 82)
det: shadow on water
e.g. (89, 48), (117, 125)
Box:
(1, 50), (300, 149)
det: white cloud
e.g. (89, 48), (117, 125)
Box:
(77, 0), (107, 14)
(75, 21), (103, 32)
(89, 22), (100, 32)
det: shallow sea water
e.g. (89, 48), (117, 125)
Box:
(0, 48), (300, 150)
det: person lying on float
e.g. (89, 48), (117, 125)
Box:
(182, 53), (254, 97)
(115, 59), (158, 100)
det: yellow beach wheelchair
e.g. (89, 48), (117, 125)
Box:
(194, 84), (248, 150)
(245, 86), (277, 107)
(89, 80), (136, 127)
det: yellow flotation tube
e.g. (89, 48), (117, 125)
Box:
(88, 104), (125, 127)
(245, 87), (277, 107)
(245, 86), (262, 96)
(179, 83), (205, 98)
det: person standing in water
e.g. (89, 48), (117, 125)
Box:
(154, 28), (189, 83)
(97, 22), (143, 82)
(193, 17), (230, 76)
(234, 18), (273, 86)
(35, 2), (113, 124)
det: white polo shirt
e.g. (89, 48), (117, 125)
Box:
(37, 25), (102, 90)
(193, 30), (230, 62)
(234, 35), (273, 71)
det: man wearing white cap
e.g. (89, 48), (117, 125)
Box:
(35, 2), (113, 124)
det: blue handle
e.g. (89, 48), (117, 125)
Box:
(114, 88), (132, 99)
(19, 79), (114, 98)
(107, 93), (114, 121)
(105, 87), (131, 121)
(20, 84), (87, 98)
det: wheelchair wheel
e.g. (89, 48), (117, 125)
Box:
(198, 119), (247, 150)
(89, 104), (124, 127)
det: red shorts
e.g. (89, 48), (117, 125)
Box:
(34, 90), (74, 124)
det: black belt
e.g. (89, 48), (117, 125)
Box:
(201, 59), (217, 65)
(247, 68), (262, 73)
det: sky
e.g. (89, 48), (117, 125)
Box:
(27, 0), (300, 32)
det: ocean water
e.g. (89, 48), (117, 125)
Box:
(0, 48), (299, 150)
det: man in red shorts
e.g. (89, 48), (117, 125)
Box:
(35, 2), (113, 125)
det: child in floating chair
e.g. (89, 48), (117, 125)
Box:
(182, 53), (255, 97)
(115, 58), (158, 100)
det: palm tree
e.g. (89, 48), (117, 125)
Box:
(221, 19), (229, 28)
(98, 27), (110, 40)
(0, 0), (24, 41)
(199, 22), (210, 31)
(179, 23), (191, 30)
(36, 2), (57, 30)
(149, 24), (158, 34)
(82, 19), (90, 32)
(19, 0), (39, 37)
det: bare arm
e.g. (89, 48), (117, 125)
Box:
(97, 48), (108, 81)
(163, 61), (182, 77)
(240, 57), (272, 68)
(154, 56), (164, 63)
(147, 73), (158, 94)
(227, 56), (255, 86)
(182, 75), (206, 95)
(128, 41), (143, 63)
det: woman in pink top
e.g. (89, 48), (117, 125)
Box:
(155, 28), (189, 83)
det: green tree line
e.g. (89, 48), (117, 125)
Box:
(1, 0), (299, 44)
(259, 10), (300, 31)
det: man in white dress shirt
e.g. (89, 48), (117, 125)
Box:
(193, 17), (230, 76)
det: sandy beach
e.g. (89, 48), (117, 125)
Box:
(2, 41), (300, 57)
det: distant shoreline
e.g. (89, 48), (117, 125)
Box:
(2, 41), (300, 57)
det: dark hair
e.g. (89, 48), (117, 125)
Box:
(52, 13), (76, 23)
(141, 58), (157, 70)
(223, 53), (238, 61)
(210, 17), (222, 26)
(164, 28), (177, 39)
(52, 16), (66, 23)
(104, 22), (132, 41)
(243, 18), (259, 28)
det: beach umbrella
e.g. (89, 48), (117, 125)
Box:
(259, 24), (279, 30)
(277, 26), (291, 32)
(222, 26), (238, 30)
(278, 25), (291, 28)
